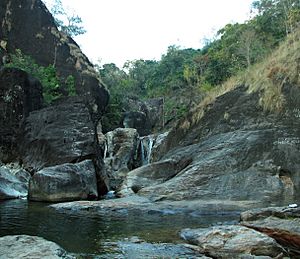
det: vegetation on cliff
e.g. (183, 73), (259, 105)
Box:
(99, 0), (300, 129)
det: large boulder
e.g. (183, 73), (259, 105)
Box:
(241, 206), (300, 256)
(0, 67), (43, 162)
(0, 235), (74, 259)
(0, 165), (30, 199)
(180, 225), (285, 258)
(104, 128), (139, 190)
(119, 85), (300, 207)
(0, 0), (109, 121)
(21, 98), (96, 171)
(28, 160), (98, 202)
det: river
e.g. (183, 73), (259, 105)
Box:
(0, 199), (240, 258)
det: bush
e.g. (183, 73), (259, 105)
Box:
(5, 49), (76, 104)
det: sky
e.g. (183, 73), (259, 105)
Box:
(45, 0), (254, 68)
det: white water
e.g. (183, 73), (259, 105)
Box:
(140, 135), (155, 165)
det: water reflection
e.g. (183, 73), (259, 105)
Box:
(0, 199), (239, 257)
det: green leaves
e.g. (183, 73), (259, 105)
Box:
(5, 49), (76, 104)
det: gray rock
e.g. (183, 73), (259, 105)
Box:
(21, 99), (96, 171)
(180, 225), (285, 258)
(0, 165), (29, 199)
(119, 157), (192, 196)
(241, 206), (300, 256)
(0, 0), (109, 120)
(104, 128), (139, 190)
(0, 68), (43, 163)
(0, 235), (74, 258)
(29, 160), (98, 202)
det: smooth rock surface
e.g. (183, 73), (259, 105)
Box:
(0, 165), (29, 199)
(119, 85), (300, 206)
(29, 160), (98, 202)
(180, 225), (285, 258)
(0, 235), (74, 259)
(21, 98), (96, 171)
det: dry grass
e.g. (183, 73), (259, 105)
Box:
(176, 29), (300, 134)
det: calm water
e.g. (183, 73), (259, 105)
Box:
(0, 199), (239, 258)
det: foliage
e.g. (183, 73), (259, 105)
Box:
(99, 0), (300, 127)
(45, 0), (86, 37)
(5, 49), (76, 104)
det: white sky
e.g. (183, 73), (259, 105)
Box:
(45, 0), (254, 68)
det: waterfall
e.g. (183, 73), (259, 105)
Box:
(140, 135), (155, 165)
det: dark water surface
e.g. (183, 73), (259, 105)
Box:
(0, 199), (239, 258)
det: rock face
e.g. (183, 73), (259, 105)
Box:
(0, 67), (43, 162)
(121, 98), (164, 136)
(180, 225), (285, 258)
(241, 206), (300, 256)
(0, 235), (74, 259)
(104, 128), (139, 190)
(119, 158), (192, 196)
(119, 85), (300, 207)
(0, 0), (109, 120)
(29, 160), (98, 202)
(21, 98), (96, 171)
(0, 165), (30, 199)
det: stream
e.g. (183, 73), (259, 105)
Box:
(0, 199), (240, 258)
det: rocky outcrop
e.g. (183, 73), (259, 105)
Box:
(29, 160), (98, 202)
(0, 67), (43, 163)
(0, 235), (74, 258)
(103, 128), (139, 190)
(21, 98), (96, 171)
(117, 84), (300, 207)
(0, 165), (30, 199)
(121, 98), (164, 136)
(0, 0), (109, 121)
(180, 225), (286, 258)
(119, 158), (192, 196)
(241, 206), (300, 256)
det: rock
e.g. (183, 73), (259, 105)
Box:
(180, 225), (285, 258)
(28, 160), (98, 202)
(0, 235), (74, 258)
(102, 238), (208, 259)
(241, 206), (300, 256)
(104, 128), (139, 190)
(123, 111), (151, 136)
(0, 165), (29, 199)
(0, 68), (43, 163)
(21, 98), (96, 171)
(119, 158), (192, 196)
(0, 0), (109, 120)
(120, 97), (164, 135)
(119, 85), (300, 206)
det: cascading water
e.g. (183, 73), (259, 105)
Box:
(140, 135), (155, 165)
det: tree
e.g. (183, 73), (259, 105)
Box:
(44, 0), (86, 37)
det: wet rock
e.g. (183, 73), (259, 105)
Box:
(102, 237), (208, 259)
(21, 98), (96, 171)
(0, 68), (43, 163)
(104, 128), (139, 190)
(180, 225), (285, 258)
(29, 160), (98, 202)
(0, 165), (29, 199)
(0, 235), (74, 259)
(241, 206), (300, 256)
